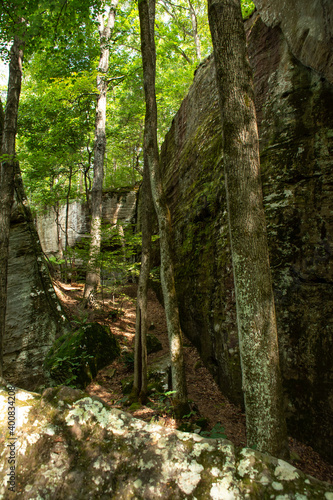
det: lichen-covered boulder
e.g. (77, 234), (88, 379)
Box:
(0, 386), (332, 499)
(44, 323), (120, 388)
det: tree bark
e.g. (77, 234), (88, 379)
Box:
(188, 0), (201, 61)
(84, 1), (118, 300)
(133, 151), (153, 402)
(207, 0), (288, 458)
(0, 34), (25, 380)
(138, 0), (188, 413)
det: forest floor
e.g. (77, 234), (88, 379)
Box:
(54, 280), (333, 485)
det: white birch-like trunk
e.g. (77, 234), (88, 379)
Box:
(188, 0), (201, 61)
(84, 1), (119, 300)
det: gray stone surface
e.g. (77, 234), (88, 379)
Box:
(255, 0), (333, 83)
(4, 194), (69, 391)
(158, 14), (333, 461)
(0, 386), (332, 499)
(36, 189), (138, 258)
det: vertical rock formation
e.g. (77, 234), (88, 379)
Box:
(36, 189), (138, 258)
(254, 0), (333, 84)
(4, 186), (138, 390)
(4, 178), (69, 390)
(159, 13), (333, 461)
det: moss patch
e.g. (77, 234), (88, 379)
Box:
(44, 322), (120, 388)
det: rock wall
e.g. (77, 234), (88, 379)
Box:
(36, 189), (138, 258)
(1, 386), (332, 499)
(159, 13), (333, 461)
(4, 185), (138, 391)
(4, 182), (69, 391)
(254, 0), (333, 84)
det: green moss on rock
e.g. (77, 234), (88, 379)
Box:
(147, 333), (163, 354)
(44, 322), (120, 388)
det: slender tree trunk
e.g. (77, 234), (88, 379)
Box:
(207, 0), (288, 458)
(138, 0), (189, 414)
(65, 165), (72, 252)
(188, 0), (201, 61)
(0, 97), (4, 145)
(133, 152), (153, 402)
(64, 165), (73, 282)
(0, 35), (25, 380)
(84, 1), (118, 300)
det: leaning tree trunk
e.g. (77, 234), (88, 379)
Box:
(84, 1), (118, 300)
(0, 35), (25, 380)
(138, 0), (189, 414)
(208, 0), (288, 458)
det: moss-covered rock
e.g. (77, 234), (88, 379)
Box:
(44, 322), (120, 388)
(157, 13), (333, 462)
(0, 386), (332, 499)
(146, 333), (163, 354)
(121, 357), (170, 396)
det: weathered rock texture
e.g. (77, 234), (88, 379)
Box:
(36, 188), (138, 258)
(159, 13), (333, 462)
(254, 0), (333, 84)
(5, 187), (137, 391)
(1, 386), (332, 499)
(4, 187), (69, 391)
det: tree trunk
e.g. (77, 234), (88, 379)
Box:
(208, 0), (288, 458)
(0, 34), (25, 380)
(133, 151), (153, 402)
(138, 0), (188, 414)
(188, 0), (201, 61)
(84, 1), (118, 300)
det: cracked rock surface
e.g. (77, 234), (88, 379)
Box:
(1, 386), (332, 499)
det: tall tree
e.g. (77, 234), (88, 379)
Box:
(207, 0), (288, 458)
(133, 151), (153, 402)
(0, 0), (103, 380)
(84, 0), (119, 300)
(138, 0), (189, 415)
(0, 33), (25, 380)
(188, 0), (201, 61)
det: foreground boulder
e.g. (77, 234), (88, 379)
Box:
(0, 387), (332, 499)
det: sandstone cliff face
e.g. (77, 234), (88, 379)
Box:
(36, 189), (138, 258)
(4, 194), (69, 391)
(254, 0), (333, 84)
(5, 188), (138, 390)
(160, 14), (333, 462)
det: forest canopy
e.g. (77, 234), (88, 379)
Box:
(0, 0), (255, 213)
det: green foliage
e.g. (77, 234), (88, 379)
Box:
(18, 64), (96, 212)
(241, 1), (256, 19)
(45, 322), (120, 389)
(17, 0), (215, 206)
(121, 351), (135, 371)
(71, 221), (142, 286)
(151, 390), (177, 416)
(182, 409), (198, 419)
(0, 0), (103, 60)
(200, 422), (227, 439)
